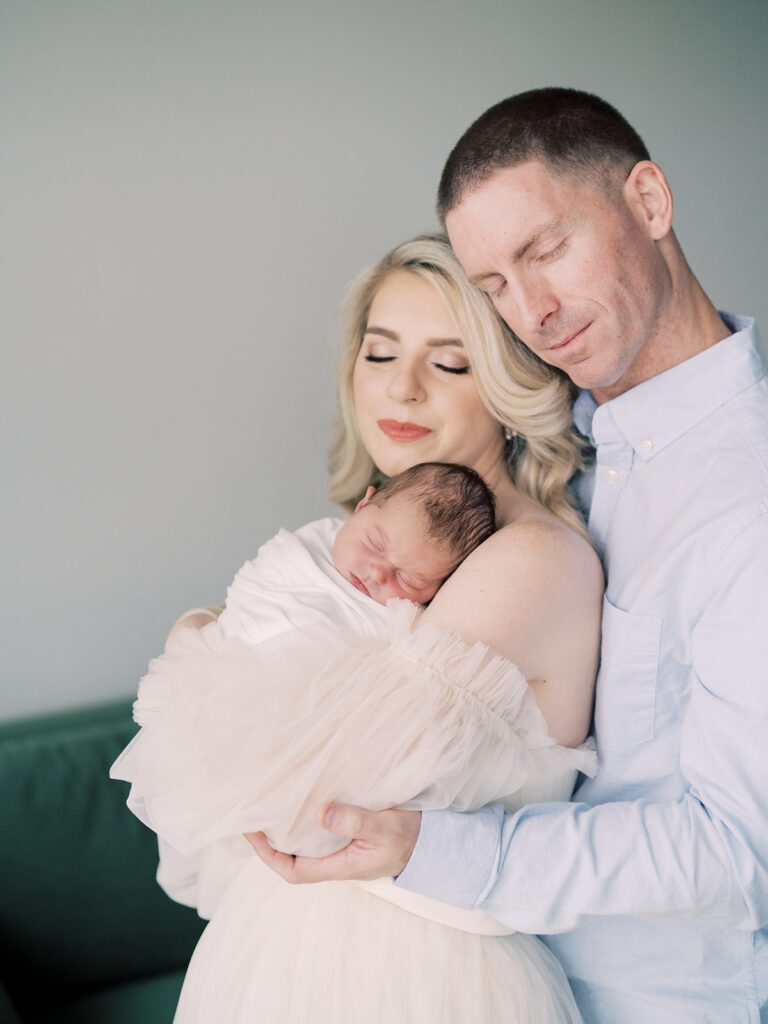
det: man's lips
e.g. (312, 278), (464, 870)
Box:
(549, 322), (592, 351)
(349, 572), (371, 597)
(377, 419), (433, 442)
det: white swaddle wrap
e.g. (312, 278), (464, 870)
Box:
(111, 518), (596, 928)
(214, 517), (388, 645)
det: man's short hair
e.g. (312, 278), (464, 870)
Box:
(372, 462), (496, 569)
(438, 87), (650, 221)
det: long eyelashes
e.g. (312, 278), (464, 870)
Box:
(435, 364), (470, 375)
(363, 354), (470, 375)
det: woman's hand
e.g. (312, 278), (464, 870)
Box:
(245, 803), (421, 884)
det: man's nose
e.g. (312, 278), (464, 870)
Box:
(500, 275), (559, 339)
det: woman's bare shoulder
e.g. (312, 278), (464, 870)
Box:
(420, 516), (602, 747)
(424, 516), (601, 632)
(444, 515), (603, 599)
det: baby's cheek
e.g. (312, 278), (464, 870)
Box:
(389, 584), (417, 604)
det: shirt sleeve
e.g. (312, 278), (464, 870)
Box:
(396, 507), (768, 934)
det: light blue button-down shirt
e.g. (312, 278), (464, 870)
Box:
(396, 314), (768, 1023)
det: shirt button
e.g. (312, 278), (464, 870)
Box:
(606, 469), (620, 484)
(640, 439), (653, 453)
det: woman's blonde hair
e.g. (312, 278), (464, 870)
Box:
(329, 233), (587, 535)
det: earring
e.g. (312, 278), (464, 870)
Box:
(503, 426), (522, 460)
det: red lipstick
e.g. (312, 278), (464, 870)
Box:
(377, 419), (433, 442)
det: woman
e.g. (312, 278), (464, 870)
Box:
(135, 233), (603, 1022)
(331, 233), (601, 746)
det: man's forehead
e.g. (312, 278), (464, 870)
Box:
(446, 162), (598, 275)
(446, 164), (561, 242)
(451, 160), (572, 217)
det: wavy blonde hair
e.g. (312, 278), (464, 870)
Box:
(329, 233), (587, 535)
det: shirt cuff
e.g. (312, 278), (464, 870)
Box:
(394, 805), (504, 909)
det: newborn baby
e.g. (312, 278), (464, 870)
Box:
(112, 461), (510, 903)
(167, 461), (496, 646)
(332, 461), (496, 605)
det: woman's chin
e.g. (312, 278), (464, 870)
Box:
(375, 451), (435, 477)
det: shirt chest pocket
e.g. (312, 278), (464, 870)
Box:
(595, 596), (663, 753)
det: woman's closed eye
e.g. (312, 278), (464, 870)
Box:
(363, 351), (469, 375)
(433, 361), (470, 375)
(364, 353), (396, 364)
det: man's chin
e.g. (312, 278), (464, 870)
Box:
(554, 360), (601, 390)
(577, 368), (634, 402)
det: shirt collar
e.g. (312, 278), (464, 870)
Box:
(573, 389), (598, 444)
(575, 313), (765, 459)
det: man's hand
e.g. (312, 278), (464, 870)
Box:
(245, 804), (421, 884)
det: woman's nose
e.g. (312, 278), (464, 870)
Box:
(385, 364), (426, 404)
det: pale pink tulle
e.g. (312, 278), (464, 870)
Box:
(112, 600), (594, 1023)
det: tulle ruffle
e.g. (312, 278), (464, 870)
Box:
(111, 600), (595, 861)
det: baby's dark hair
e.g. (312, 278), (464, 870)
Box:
(370, 462), (496, 569)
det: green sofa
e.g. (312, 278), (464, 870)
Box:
(0, 699), (206, 1024)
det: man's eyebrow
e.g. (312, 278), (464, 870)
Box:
(469, 221), (567, 286)
(512, 220), (567, 261)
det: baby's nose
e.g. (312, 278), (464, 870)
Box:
(369, 561), (391, 585)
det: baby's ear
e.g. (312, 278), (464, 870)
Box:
(354, 486), (377, 512)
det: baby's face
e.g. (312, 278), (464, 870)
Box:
(332, 492), (457, 605)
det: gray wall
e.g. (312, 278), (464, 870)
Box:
(2, 0), (766, 719)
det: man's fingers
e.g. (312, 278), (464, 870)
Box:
(245, 831), (301, 881)
(245, 830), (361, 884)
(317, 802), (379, 840)
(245, 808), (422, 885)
(319, 803), (421, 854)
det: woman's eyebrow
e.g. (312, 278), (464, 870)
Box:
(363, 328), (463, 348)
(426, 338), (463, 348)
(364, 327), (399, 341)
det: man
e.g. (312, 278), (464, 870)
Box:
(250, 89), (768, 1022)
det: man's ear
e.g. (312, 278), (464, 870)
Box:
(354, 486), (377, 512)
(623, 160), (674, 241)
